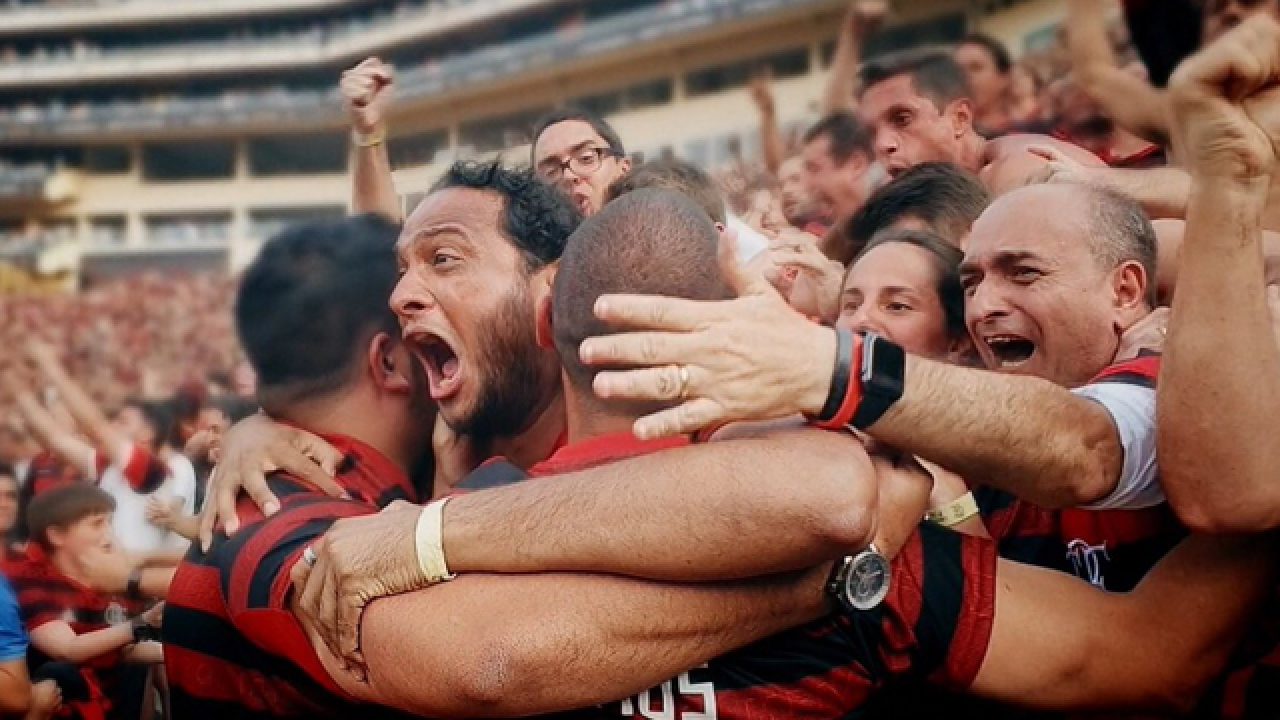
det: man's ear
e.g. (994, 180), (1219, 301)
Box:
(532, 264), (558, 351)
(946, 98), (975, 138)
(45, 526), (66, 551)
(368, 332), (411, 394)
(1112, 259), (1150, 316)
(617, 155), (632, 177)
(536, 292), (555, 350)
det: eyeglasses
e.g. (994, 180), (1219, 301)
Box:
(537, 146), (621, 182)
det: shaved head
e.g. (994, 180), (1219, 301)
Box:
(553, 188), (732, 402)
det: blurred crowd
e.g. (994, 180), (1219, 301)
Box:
(4, 0), (1280, 719)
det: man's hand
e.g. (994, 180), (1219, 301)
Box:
(144, 496), (176, 530)
(290, 500), (424, 673)
(1024, 144), (1099, 186)
(29, 679), (61, 718)
(760, 230), (844, 323)
(582, 233), (837, 439)
(1115, 308), (1170, 362)
(76, 545), (138, 595)
(847, 0), (887, 40)
(431, 412), (478, 496)
(341, 57), (394, 136)
(1168, 15), (1280, 182)
(198, 413), (344, 551)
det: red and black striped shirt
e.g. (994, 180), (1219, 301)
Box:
(163, 433), (419, 720)
(525, 433), (998, 718)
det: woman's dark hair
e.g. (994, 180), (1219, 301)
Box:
(853, 228), (966, 340)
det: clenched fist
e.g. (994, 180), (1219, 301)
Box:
(1169, 14), (1280, 182)
(341, 57), (394, 136)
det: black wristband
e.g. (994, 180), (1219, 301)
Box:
(130, 617), (160, 644)
(851, 334), (906, 430)
(815, 328), (853, 423)
(126, 568), (143, 600)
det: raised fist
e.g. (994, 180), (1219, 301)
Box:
(748, 69), (776, 117)
(1169, 14), (1280, 181)
(341, 57), (394, 135)
(847, 0), (888, 39)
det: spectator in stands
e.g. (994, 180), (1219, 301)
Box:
(8, 485), (164, 720)
(856, 48), (1104, 195)
(954, 33), (1018, 136)
(0, 573), (61, 720)
(800, 112), (878, 226)
(532, 108), (630, 217)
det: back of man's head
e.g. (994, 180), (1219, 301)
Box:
(606, 159), (727, 224)
(235, 215), (400, 414)
(844, 162), (989, 258)
(803, 111), (874, 166)
(553, 188), (731, 409)
(859, 48), (971, 110)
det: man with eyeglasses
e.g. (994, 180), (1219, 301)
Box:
(532, 108), (632, 217)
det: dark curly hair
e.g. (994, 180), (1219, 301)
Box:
(431, 160), (582, 269)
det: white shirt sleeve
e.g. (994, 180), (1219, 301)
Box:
(163, 454), (198, 516)
(1071, 381), (1164, 510)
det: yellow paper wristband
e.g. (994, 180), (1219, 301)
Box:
(925, 491), (980, 528)
(352, 127), (386, 148)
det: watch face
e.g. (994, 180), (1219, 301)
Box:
(845, 548), (891, 610)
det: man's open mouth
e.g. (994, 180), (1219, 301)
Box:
(410, 332), (463, 400)
(984, 333), (1036, 370)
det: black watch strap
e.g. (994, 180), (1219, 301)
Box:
(131, 618), (160, 644)
(852, 334), (906, 430)
(126, 568), (143, 600)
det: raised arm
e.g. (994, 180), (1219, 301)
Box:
(749, 70), (786, 175)
(821, 1), (885, 116)
(316, 567), (828, 717)
(1064, 0), (1170, 145)
(972, 533), (1278, 713)
(23, 343), (125, 468)
(2, 372), (92, 473)
(1156, 16), (1280, 532)
(342, 58), (402, 223)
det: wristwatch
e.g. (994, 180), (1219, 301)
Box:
(851, 333), (906, 430)
(131, 615), (160, 644)
(825, 544), (891, 612)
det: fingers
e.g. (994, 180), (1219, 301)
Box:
(291, 430), (343, 476)
(1025, 144), (1066, 162)
(632, 398), (724, 440)
(720, 228), (778, 298)
(276, 439), (344, 498)
(594, 365), (692, 403)
(579, 331), (700, 369)
(591, 294), (718, 333)
(197, 466), (219, 552)
(335, 584), (367, 678)
(241, 468), (282, 519)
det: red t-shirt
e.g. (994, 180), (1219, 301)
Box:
(163, 433), (419, 720)
(525, 432), (998, 718)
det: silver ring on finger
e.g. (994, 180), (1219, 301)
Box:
(302, 545), (318, 568)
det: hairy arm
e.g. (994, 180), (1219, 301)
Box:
(325, 567), (827, 717)
(27, 622), (133, 666)
(973, 533), (1278, 713)
(865, 357), (1123, 508)
(1064, 0), (1170, 145)
(1094, 166), (1192, 219)
(444, 430), (877, 581)
(1159, 179), (1280, 531)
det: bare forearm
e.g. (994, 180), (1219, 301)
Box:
(12, 393), (91, 468)
(759, 109), (785, 175)
(443, 431), (876, 581)
(822, 38), (860, 116)
(353, 569), (827, 716)
(1065, 0), (1169, 144)
(0, 664), (31, 715)
(1160, 181), (1280, 531)
(866, 357), (1121, 508)
(1098, 166), (1190, 219)
(33, 623), (132, 664)
(351, 143), (402, 223)
(34, 361), (120, 462)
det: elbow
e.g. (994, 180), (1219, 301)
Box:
(798, 436), (878, 552)
(1043, 416), (1121, 509)
(1168, 494), (1274, 535)
(422, 634), (536, 716)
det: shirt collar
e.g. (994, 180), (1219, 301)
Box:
(529, 432), (691, 476)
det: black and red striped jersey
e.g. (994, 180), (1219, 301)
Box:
(163, 433), (418, 720)
(525, 433), (998, 718)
